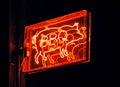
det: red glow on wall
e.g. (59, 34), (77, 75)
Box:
(22, 10), (91, 73)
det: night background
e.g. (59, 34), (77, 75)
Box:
(1, 0), (119, 87)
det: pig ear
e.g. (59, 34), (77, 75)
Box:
(73, 23), (79, 29)
(74, 22), (79, 26)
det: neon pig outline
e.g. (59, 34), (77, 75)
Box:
(32, 22), (84, 64)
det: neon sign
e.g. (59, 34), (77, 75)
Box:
(22, 10), (91, 73)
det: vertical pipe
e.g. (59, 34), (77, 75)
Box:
(9, 0), (17, 87)
(9, 0), (25, 87)
(16, 0), (25, 87)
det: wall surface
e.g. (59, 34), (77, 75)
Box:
(8, 0), (119, 87)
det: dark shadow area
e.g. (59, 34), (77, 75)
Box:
(8, 0), (120, 87)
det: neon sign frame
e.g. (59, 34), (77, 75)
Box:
(22, 10), (91, 73)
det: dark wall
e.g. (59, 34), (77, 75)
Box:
(25, 0), (95, 25)
(8, 0), (119, 87)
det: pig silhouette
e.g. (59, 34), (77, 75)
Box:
(32, 23), (84, 65)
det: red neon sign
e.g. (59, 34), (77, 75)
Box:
(22, 10), (91, 73)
